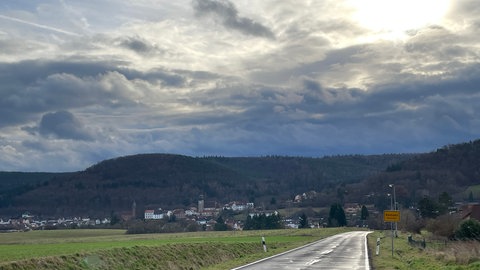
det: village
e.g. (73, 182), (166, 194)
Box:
(1, 191), (479, 233)
(0, 193), (287, 232)
(0, 193), (340, 232)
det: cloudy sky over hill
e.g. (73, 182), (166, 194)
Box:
(1, 0), (479, 171)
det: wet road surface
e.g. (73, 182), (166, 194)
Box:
(232, 231), (371, 270)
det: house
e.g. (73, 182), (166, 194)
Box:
(144, 209), (164, 220)
(249, 211), (278, 218)
(202, 200), (220, 216)
(172, 209), (186, 219)
(225, 201), (253, 212)
(344, 203), (361, 215)
(22, 212), (34, 219)
(285, 219), (299, 229)
(0, 219), (11, 225)
(196, 217), (208, 226)
(185, 207), (198, 216)
(461, 204), (480, 221)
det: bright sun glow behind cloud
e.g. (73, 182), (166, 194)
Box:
(348, 0), (452, 41)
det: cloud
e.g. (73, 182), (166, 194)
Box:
(0, 14), (81, 37)
(0, 0), (480, 172)
(0, 59), (191, 128)
(192, 0), (275, 39)
(38, 111), (94, 141)
(117, 36), (155, 54)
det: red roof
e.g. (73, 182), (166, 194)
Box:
(462, 204), (480, 221)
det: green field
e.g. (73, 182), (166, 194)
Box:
(0, 228), (351, 269)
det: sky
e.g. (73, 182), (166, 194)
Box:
(1, 0), (479, 172)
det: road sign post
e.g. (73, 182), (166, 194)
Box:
(384, 210), (400, 256)
(383, 210), (400, 222)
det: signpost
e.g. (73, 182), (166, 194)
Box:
(383, 210), (400, 222)
(384, 210), (400, 256)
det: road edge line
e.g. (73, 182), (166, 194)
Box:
(365, 231), (373, 270)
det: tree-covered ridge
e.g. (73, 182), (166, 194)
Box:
(0, 153), (412, 217)
(2, 139), (480, 217)
(352, 139), (480, 209)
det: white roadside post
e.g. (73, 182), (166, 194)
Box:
(376, 237), (380, 255)
(262, 236), (267, 252)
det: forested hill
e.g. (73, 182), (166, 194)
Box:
(351, 139), (480, 208)
(0, 153), (412, 217)
(2, 139), (480, 218)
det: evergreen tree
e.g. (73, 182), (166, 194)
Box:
(469, 191), (474, 202)
(244, 212), (283, 230)
(360, 205), (369, 220)
(299, 213), (309, 228)
(438, 192), (453, 214)
(266, 212), (283, 229)
(270, 197), (277, 205)
(328, 203), (347, 227)
(244, 215), (253, 230)
(418, 197), (439, 218)
(214, 216), (228, 231)
(110, 211), (120, 225)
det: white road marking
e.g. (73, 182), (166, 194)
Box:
(306, 258), (321, 266)
(320, 249), (333, 255)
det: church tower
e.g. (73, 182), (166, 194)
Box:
(198, 195), (204, 214)
(132, 200), (137, 219)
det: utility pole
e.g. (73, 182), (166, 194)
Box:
(384, 187), (400, 258)
(388, 193), (393, 257)
(389, 184), (397, 237)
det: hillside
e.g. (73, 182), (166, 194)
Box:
(350, 139), (480, 209)
(2, 138), (480, 218)
(0, 154), (411, 217)
(0, 172), (73, 210)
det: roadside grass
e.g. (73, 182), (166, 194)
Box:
(368, 230), (480, 270)
(0, 227), (353, 268)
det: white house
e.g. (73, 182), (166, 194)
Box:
(0, 219), (11, 225)
(144, 209), (164, 220)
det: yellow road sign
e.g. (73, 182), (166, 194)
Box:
(383, 210), (400, 222)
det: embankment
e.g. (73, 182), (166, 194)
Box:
(0, 242), (261, 270)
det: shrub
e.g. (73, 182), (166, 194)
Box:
(455, 219), (480, 240)
(426, 214), (461, 239)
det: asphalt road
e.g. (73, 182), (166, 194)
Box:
(232, 231), (372, 270)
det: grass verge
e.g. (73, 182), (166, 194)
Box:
(368, 230), (480, 270)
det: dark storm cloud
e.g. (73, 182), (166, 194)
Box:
(208, 62), (480, 154)
(0, 59), (187, 127)
(0, 67), (130, 128)
(119, 37), (152, 53)
(192, 0), (275, 39)
(116, 36), (161, 55)
(39, 111), (94, 141)
(123, 68), (186, 87)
